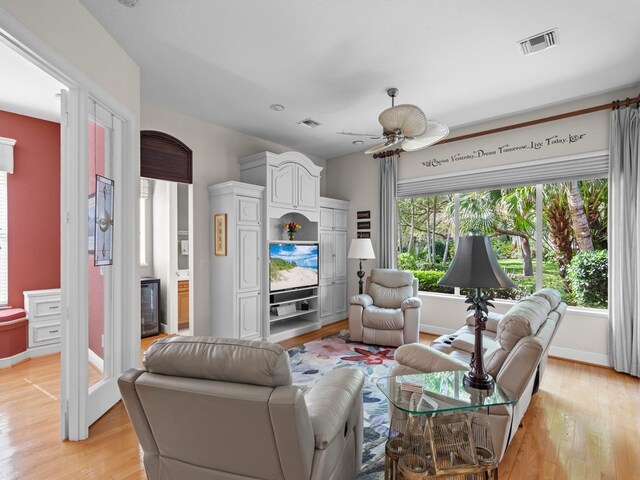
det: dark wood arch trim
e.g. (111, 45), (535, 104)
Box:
(141, 130), (193, 184)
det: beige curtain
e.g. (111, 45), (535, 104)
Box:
(378, 153), (398, 269)
(609, 105), (640, 377)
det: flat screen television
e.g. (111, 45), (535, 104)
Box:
(269, 243), (319, 292)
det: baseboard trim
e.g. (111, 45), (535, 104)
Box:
(549, 346), (610, 367)
(420, 325), (455, 336)
(0, 343), (60, 368)
(88, 349), (104, 372)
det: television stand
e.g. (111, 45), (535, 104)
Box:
(268, 286), (320, 342)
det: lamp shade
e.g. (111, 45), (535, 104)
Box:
(438, 235), (516, 289)
(348, 239), (376, 259)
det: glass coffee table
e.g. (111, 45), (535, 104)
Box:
(377, 372), (517, 480)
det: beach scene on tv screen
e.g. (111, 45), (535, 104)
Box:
(270, 244), (318, 291)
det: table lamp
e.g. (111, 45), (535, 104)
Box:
(438, 235), (516, 390)
(348, 239), (376, 294)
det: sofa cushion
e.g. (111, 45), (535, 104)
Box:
(143, 336), (292, 387)
(370, 268), (414, 287)
(369, 283), (414, 308)
(495, 295), (551, 352)
(465, 311), (504, 333)
(531, 288), (562, 310)
(362, 306), (404, 330)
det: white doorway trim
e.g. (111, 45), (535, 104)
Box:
(0, 8), (139, 440)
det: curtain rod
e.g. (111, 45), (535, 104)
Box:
(373, 93), (640, 158)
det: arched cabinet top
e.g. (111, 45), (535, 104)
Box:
(238, 151), (323, 176)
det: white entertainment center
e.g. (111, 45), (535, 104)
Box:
(209, 151), (349, 342)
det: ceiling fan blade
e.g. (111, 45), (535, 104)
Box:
(363, 136), (401, 155)
(337, 131), (383, 139)
(401, 120), (449, 151)
(364, 142), (389, 154)
(379, 104), (427, 137)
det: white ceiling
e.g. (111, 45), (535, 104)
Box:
(81, 0), (640, 159)
(0, 40), (66, 123)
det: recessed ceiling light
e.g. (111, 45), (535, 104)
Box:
(117, 0), (139, 7)
(352, 140), (364, 145)
(269, 104), (285, 111)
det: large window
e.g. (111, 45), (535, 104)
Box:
(397, 177), (608, 309)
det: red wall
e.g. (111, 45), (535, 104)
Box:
(0, 110), (60, 308)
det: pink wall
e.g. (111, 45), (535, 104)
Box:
(88, 121), (105, 358)
(0, 110), (60, 309)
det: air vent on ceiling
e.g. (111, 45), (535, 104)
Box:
(297, 118), (321, 129)
(519, 29), (558, 56)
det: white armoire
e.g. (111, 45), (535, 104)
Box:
(208, 182), (264, 340)
(209, 151), (349, 342)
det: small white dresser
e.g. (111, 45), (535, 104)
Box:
(23, 288), (62, 349)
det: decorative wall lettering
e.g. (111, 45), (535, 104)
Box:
(357, 231), (371, 239)
(421, 133), (588, 169)
(357, 210), (370, 219)
(357, 221), (370, 230)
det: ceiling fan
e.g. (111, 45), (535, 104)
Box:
(338, 88), (449, 154)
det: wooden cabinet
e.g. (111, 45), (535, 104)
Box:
(318, 198), (350, 325)
(24, 289), (62, 349)
(209, 182), (264, 340)
(178, 280), (189, 328)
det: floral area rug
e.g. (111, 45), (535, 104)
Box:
(288, 330), (392, 479)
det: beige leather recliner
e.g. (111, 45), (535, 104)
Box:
(349, 268), (421, 347)
(119, 337), (365, 480)
(390, 288), (566, 462)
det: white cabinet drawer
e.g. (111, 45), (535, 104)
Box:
(30, 298), (62, 319)
(30, 321), (62, 347)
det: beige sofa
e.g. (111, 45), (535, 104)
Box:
(349, 269), (422, 347)
(119, 337), (365, 480)
(391, 288), (566, 461)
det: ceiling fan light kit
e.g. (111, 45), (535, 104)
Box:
(340, 87), (449, 155)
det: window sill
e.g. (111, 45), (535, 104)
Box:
(417, 291), (608, 317)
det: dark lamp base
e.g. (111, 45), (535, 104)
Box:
(463, 372), (495, 391)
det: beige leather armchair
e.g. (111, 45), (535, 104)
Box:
(119, 337), (365, 480)
(391, 288), (566, 462)
(349, 268), (421, 347)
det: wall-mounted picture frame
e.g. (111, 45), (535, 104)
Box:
(88, 193), (96, 254)
(94, 175), (114, 266)
(357, 231), (371, 239)
(214, 213), (227, 256)
(357, 210), (370, 219)
(357, 221), (370, 230)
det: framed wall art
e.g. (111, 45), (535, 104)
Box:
(357, 231), (371, 239)
(357, 210), (370, 219)
(214, 213), (227, 256)
(357, 221), (370, 230)
(94, 175), (114, 266)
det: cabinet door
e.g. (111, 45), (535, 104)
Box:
(334, 209), (348, 230)
(297, 165), (319, 211)
(319, 231), (335, 280)
(334, 231), (347, 278)
(178, 281), (189, 325)
(319, 207), (333, 229)
(237, 196), (261, 225)
(238, 226), (261, 291)
(333, 279), (347, 315)
(319, 281), (334, 318)
(269, 164), (295, 209)
(238, 291), (261, 339)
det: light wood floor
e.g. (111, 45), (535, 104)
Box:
(0, 321), (638, 479)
